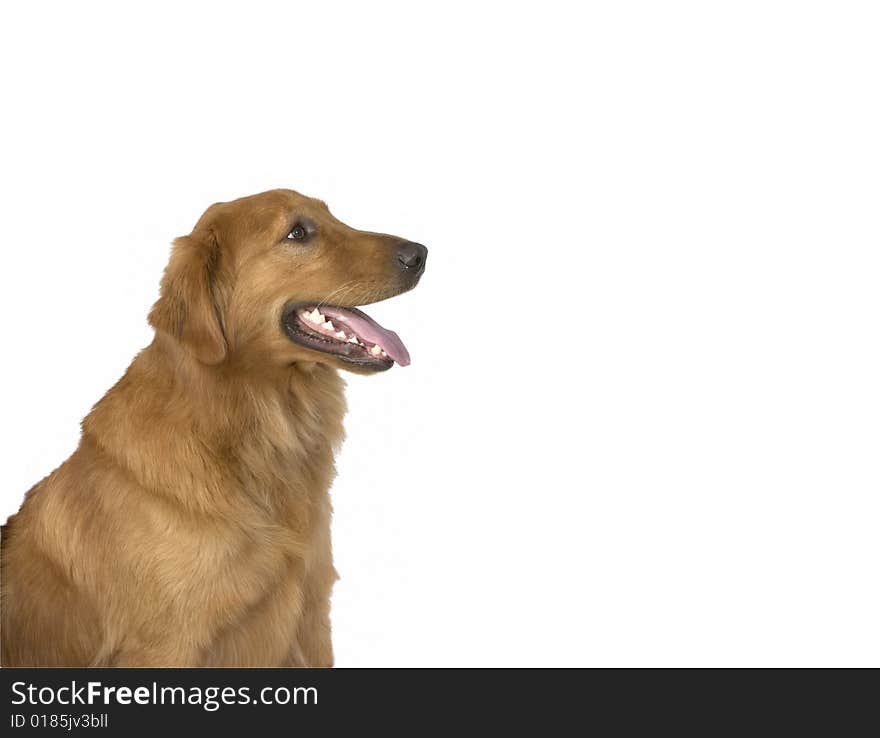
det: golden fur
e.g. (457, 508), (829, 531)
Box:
(1, 189), (424, 666)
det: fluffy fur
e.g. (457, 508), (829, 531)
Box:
(1, 189), (423, 666)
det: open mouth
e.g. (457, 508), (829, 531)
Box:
(282, 305), (411, 370)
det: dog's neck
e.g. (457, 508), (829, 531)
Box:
(82, 334), (347, 515)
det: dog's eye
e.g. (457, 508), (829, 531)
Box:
(287, 224), (307, 241)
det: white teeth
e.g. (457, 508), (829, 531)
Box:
(370, 344), (382, 356)
(335, 330), (347, 339)
(323, 321), (335, 331)
(381, 350), (387, 357)
(308, 308), (323, 323)
(347, 335), (359, 344)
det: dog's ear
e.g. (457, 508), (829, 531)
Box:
(148, 228), (227, 365)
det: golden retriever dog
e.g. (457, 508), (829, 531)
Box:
(0, 189), (426, 666)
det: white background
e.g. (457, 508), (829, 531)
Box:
(1, 2), (878, 667)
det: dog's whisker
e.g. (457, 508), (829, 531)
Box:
(316, 281), (359, 310)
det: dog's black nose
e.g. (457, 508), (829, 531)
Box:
(397, 241), (427, 272)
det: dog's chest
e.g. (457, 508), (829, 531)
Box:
(191, 388), (341, 663)
(221, 373), (343, 560)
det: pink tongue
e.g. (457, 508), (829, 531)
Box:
(319, 306), (411, 366)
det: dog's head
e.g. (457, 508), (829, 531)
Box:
(149, 189), (426, 374)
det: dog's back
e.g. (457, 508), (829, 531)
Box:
(2, 476), (104, 666)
